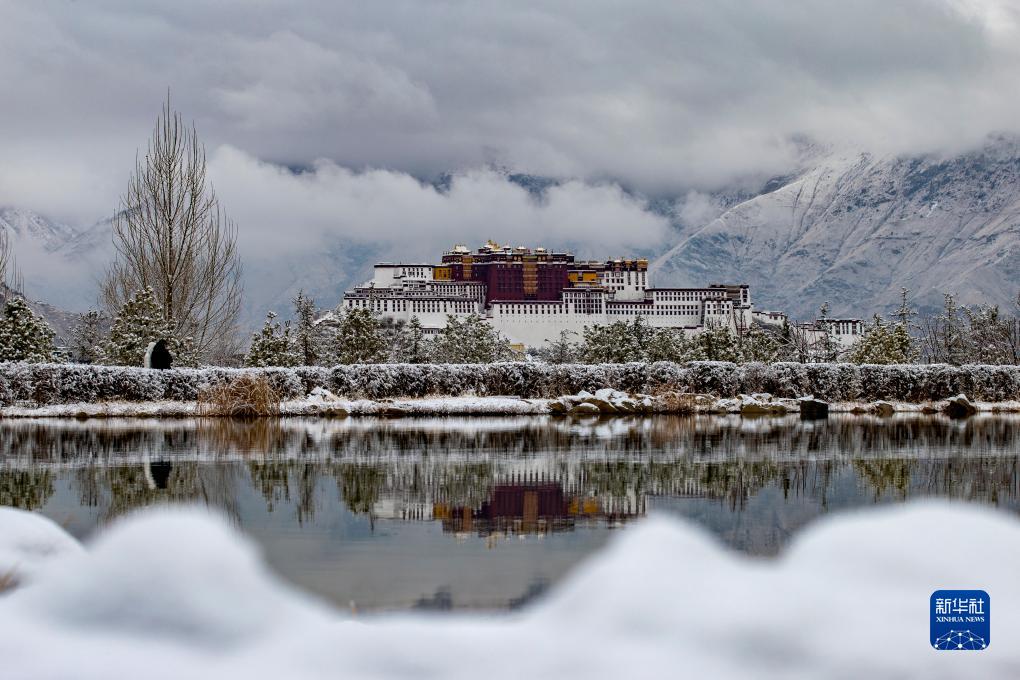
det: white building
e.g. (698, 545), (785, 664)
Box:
(341, 245), (862, 352)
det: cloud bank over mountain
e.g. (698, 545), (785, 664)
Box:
(4, 1), (1020, 320)
(3, 0), (1020, 225)
(209, 147), (669, 262)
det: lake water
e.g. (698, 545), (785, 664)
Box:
(3, 414), (1018, 611)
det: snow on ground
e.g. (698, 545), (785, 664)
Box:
(0, 508), (84, 588)
(2, 396), (1020, 419)
(0, 396), (552, 418)
(1, 502), (1018, 678)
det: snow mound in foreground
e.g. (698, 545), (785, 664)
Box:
(0, 507), (83, 586)
(2, 503), (1019, 678)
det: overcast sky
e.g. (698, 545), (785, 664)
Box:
(2, 0), (1020, 264)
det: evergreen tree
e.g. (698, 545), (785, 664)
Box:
(849, 315), (916, 364)
(334, 308), (387, 364)
(645, 328), (706, 362)
(389, 316), (430, 363)
(739, 325), (780, 364)
(431, 314), (514, 363)
(68, 310), (106, 364)
(698, 323), (741, 362)
(103, 287), (198, 367)
(291, 290), (326, 366)
(245, 311), (300, 367)
(579, 321), (641, 363)
(534, 329), (580, 364)
(0, 296), (57, 363)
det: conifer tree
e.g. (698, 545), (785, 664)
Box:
(738, 325), (780, 364)
(580, 317), (663, 362)
(579, 321), (639, 362)
(645, 328), (706, 362)
(334, 308), (387, 364)
(389, 316), (430, 364)
(0, 297), (57, 363)
(431, 314), (514, 363)
(291, 290), (325, 366)
(535, 329), (580, 364)
(849, 315), (916, 364)
(68, 310), (106, 364)
(103, 287), (198, 367)
(698, 323), (741, 362)
(245, 311), (299, 367)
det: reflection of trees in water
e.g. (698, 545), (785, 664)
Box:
(854, 460), (912, 502)
(11, 415), (1020, 464)
(853, 458), (1020, 504)
(71, 463), (242, 524)
(4, 416), (1020, 525)
(248, 460), (319, 523)
(333, 463), (385, 515)
(0, 469), (54, 510)
(303, 456), (1020, 520)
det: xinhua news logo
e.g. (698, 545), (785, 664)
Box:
(930, 590), (989, 650)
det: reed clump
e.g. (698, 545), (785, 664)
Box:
(648, 386), (698, 414)
(197, 375), (281, 417)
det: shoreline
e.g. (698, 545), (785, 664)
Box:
(3, 394), (1020, 419)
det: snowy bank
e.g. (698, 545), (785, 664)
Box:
(0, 508), (83, 589)
(1, 502), (1018, 678)
(5, 361), (1020, 408)
(2, 394), (1019, 419)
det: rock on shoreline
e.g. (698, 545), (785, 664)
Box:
(3, 392), (1019, 419)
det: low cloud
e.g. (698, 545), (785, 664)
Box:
(3, 0), (1020, 229)
(209, 146), (670, 263)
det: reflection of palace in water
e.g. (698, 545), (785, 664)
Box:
(374, 471), (652, 536)
(2, 416), (1020, 549)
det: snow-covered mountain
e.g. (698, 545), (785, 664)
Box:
(0, 207), (113, 313)
(653, 138), (1020, 319)
(9, 137), (1020, 329)
(0, 205), (376, 329)
(0, 207), (79, 249)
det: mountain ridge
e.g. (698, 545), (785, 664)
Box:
(653, 139), (1020, 319)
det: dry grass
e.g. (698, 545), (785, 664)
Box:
(197, 418), (286, 451)
(648, 386), (698, 414)
(197, 375), (282, 417)
(0, 570), (17, 593)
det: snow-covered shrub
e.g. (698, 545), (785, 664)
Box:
(803, 364), (860, 402)
(736, 362), (771, 395)
(645, 361), (685, 393)
(767, 363), (812, 398)
(481, 363), (547, 397)
(684, 361), (742, 396)
(0, 297), (57, 363)
(292, 367), (331, 396)
(966, 364), (1020, 402)
(4, 361), (1020, 406)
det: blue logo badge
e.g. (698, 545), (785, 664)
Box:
(931, 590), (989, 650)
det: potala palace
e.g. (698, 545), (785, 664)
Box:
(342, 242), (863, 350)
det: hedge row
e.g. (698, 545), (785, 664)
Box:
(2, 361), (1020, 407)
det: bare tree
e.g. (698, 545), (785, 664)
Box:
(0, 228), (9, 289)
(101, 94), (242, 362)
(0, 229), (25, 303)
